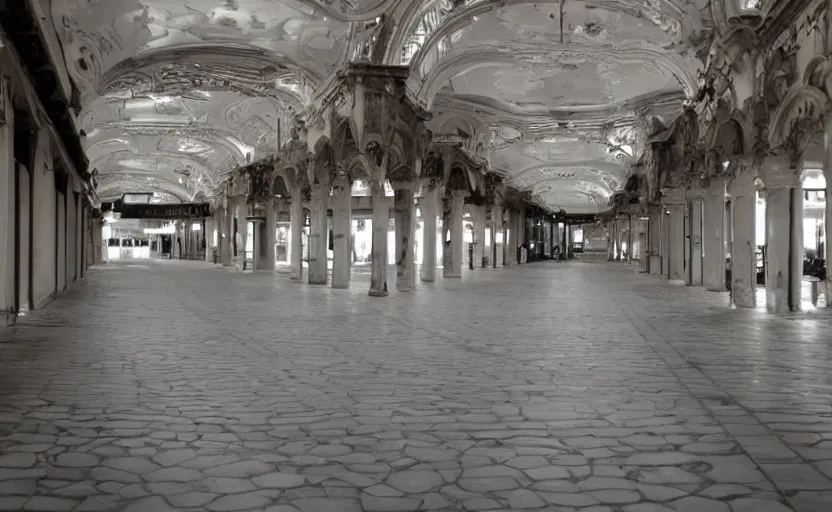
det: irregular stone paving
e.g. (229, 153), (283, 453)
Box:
(0, 259), (830, 512)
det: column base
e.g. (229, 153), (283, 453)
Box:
(445, 275), (462, 279)
(397, 285), (414, 292)
(368, 289), (389, 297)
(331, 283), (349, 289)
(420, 276), (435, 283)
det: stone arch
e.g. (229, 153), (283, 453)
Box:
(709, 118), (747, 176)
(768, 85), (827, 166)
(446, 165), (471, 193)
(310, 140), (334, 185)
(388, 164), (417, 188)
(273, 174), (290, 198)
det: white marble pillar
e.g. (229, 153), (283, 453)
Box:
(420, 186), (440, 282)
(332, 177), (352, 289)
(447, 191), (466, 278)
(307, 183), (328, 285)
(263, 200), (276, 270)
(729, 167), (757, 308)
(687, 197), (704, 285)
(394, 187), (416, 291)
(703, 178), (727, 291)
(763, 160), (802, 313)
(0, 77), (14, 317)
(369, 183), (390, 296)
(474, 204), (487, 268)
(289, 189), (303, 281)
(492, 206), (504, 268)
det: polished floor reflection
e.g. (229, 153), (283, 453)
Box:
(0, 260), (830, 511)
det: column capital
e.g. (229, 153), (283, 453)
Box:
(450, 189), (468, 199)
(660, 188), (686, 205)
(685, 187), (706, 200)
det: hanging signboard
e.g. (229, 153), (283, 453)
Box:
(113, 201), (211, 219)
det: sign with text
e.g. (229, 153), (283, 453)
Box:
(114, 202), (211, 219)
(432, 134), (468, 145)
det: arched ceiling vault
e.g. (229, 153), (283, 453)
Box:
(48, 0), (713, 212)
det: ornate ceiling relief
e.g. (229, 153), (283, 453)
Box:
(387, 0), (712, 213)
(51, 0), (370, 203)
(44, 0), (720, 213)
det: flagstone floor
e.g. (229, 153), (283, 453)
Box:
(1, 259), (831, 512)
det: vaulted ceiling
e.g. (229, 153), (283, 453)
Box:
(44, 0), (752, 213)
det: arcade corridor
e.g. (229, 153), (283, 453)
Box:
(0, 261), (830, 512)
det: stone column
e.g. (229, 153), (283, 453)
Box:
(332, 175), (352, 289)
(0, 77), (14, 317)
(824, 119), (832, 306)
(660, 209), (670, 277)
(608, 220), (616, 261)
(665, 190), (686, 281)
(762, 159), (802, 313)
(394, 186), (416, 291)
(446, 191), (466, 278)
(235, 197), (247, 271)
(474, 204), (487, 268)
(687, 194), (704, 286)
(729, 166), (757, 308)
(703, 178), (727, 291)
(263, 199), (276, 270)
(369, 182), (390, 296)
(307, 182), (329, 285)
(289, 188), (304, 281)
(492, 206), (503, 267)
(648, 205), (662, 275)
(420, 186), (440, 282)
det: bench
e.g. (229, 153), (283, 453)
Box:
(803, 276), (821, 305)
